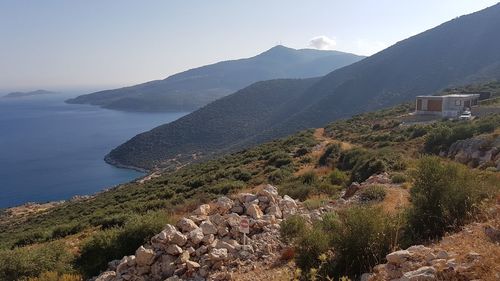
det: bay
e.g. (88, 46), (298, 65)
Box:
(0, 94), (188, 208)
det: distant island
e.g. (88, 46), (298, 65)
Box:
(3, 90), (57, 98)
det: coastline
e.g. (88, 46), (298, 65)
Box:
(104, 154), (150, 173)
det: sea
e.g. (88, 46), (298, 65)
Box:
(0, 93), (188, 208)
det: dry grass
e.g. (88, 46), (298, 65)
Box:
(431, 205), (500, 281)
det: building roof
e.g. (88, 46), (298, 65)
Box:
(416, 94), (480, 99)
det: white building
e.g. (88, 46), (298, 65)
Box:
(415, 94), (479, 118)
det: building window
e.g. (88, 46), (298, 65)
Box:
(455, 100), (461, 106)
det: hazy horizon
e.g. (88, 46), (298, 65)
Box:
(1, 0), (498, 91)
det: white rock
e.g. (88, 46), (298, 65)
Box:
(401, 266), (436, 281)
(200, 220), (218, 235)
(177, 218), (199, 233)
(215, 196), (234, 213)
(202, 233), (215, 245)
(135, 246), (155, 266)
(166, 244), (183, 255)
(186, 260), (201, 271)
(194, 204), (211, 216)
(246, 203), (264, 219)
(95, 271), (116, 281)
(209, 248), (228, 261)
(266, 204), (282, 218)
(386, 250), (411, 264)
(189, 228), (204, 245)
(238, 193), (258, 203)
(170, 230), (187, 246)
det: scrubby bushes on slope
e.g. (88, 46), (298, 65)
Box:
(282, 207), (399, 279)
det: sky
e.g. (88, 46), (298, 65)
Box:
(0, 0), (498, 92)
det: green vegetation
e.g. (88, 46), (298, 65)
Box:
(0, 242), (74, 281)
(1, 90), (499, 280)
(404, 156), (495, 243)
(359, 185), (387, 202)
(286, 207), (399, 279)
(77, 210), (172, 278)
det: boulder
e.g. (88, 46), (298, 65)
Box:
(170, 230), (187, 246)
(237, 193), (258, 203)
(401, 266), (436, 281)
(209, 248), (228, 261)
(266, 205), (282, 218)
(186, 260), (201, 271)
(194, 204), (211, 216)
(215, 196), (234, 213)
(246, 204), (264, 219)
(225, 213), (241, 227)
(188, 228), (204, 245)
(386, 250), (411, 264)
(202, 233), (215, 245)
(200, 220), (218, 235)
(177, 218), (199, 233)
(135, 246), (155, 266)
(166, 244), (183, 255)
(95, 271), (116, 281)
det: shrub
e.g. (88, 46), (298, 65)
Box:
(318, 143), (341, 167)
(13, 231), (50, 248)
(325, 207), (398, 277)
(51, 223), (86, 239)
(0, 242), (74, 281)
(391, 173), (407, 184)
(267, 169), (291, 184)
(90, 215), (129, 229)
(405, 157), (484, 243)
(77, 211), (171, 278)
(280, 215), (307, 243)
(267, 152), (292, 168)
(278, 182), (311, 201)
(291, 207), (399, 279)
(359, 185), (386, 201)
(299, 171), (318, 185)
(328, 170), (348, 186)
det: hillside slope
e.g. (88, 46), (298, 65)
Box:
(66, 46), (363, 112)
(107, 3), (500, 170)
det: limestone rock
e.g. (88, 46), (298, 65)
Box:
(95, 271), (116, 281)
(246, 204), (264, 219)
(386, 250), (411, 264)
(200, 220), (218, 235)
(209, 248), (228, 261)
(170, 230), (188, 246)
(215, 196), (234, 213)
(135, 246), (155, 266)
(194, 204), (211, 216)
(177, 218), (199, 233)
(188, 228), (204, 245)
(401, 266), (436, 280)
(166, 244), (183, 255)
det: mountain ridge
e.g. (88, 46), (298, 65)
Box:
(107, 3), (500, 170)
(66, 46), (364, 112)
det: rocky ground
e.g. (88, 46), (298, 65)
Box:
(363, 203), (500, 281)
(93, 184), (314, 281)
(92, 171), (408, 281)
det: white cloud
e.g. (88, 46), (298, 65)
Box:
(308, 35), (337, 50)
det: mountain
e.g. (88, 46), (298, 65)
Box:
(107, 3), (500, 170)
(3, 90), (57, 98)
(66, 46), (365, 112)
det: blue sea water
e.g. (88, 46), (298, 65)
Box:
(0, 94), (188, 208)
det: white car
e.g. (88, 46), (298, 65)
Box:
(459, 111), (472, 120)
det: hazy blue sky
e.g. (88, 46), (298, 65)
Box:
(1, 0), (498, 91)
